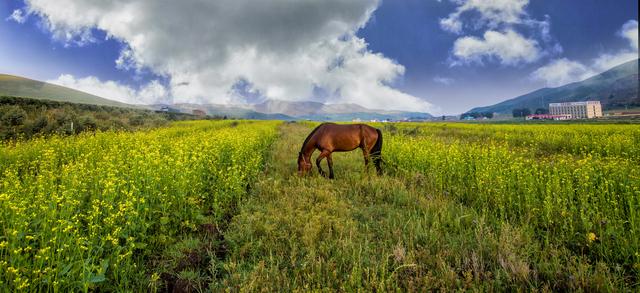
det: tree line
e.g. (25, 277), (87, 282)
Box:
(461, 107), (551, 120)
(460, 112), (494, 120)
(0, 96), (221, 140)
(512, 108), (549, 117)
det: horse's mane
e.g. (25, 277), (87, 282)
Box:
(300, 123), (332, 153)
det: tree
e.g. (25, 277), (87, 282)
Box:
(460, 112), (493, 119)
(482, 112), (494, 119)
(512, 108), (531, 117)
(1, 105), (27, 127)
(79, 115), (97, 131)
(23, 114), (48, 136)
(129, 115), (145, 126)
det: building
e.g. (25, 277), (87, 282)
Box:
(525, 114), (572, 120)
(549, 101), (602, 119)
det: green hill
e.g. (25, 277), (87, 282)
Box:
(468, 59), (639, 114)
(0, 74), (137, 108)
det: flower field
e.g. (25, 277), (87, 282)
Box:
(384, 123), (640, 284)
(0, 120), (278, 291)
(1, 120), (639, 291)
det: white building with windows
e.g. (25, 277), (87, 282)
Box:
(549, 101), (603, 119)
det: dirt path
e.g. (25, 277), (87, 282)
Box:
(212, 122), (509, 291)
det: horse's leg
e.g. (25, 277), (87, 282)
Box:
(316, 150), (330, 177)
(362, 147), (371, 170)
(327, 153), (335, 179)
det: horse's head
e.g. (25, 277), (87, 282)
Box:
(297, 152), (312, 175)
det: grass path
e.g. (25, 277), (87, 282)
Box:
(212, 122), (543, 291)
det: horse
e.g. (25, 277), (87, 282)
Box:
(297, 123), (383, 179)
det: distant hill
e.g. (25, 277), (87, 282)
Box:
(1, 74), (432, 121)
(296, 111), (432, 121)
(163, 100), (431, 121)
(162, 103), (295, 120)
(0, 74), (137, 108)
(253, 100), (370, 116)
(468, 59), (639, 114)
(253, 99), (432, 121)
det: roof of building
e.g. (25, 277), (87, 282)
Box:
(549, 101), (601, 106)
(527, 114), (572, 118)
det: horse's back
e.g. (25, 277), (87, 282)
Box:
(314, 123), (378, 152)
(320, 123), (375, 132)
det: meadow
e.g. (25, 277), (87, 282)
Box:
(0, 120), (638, 291)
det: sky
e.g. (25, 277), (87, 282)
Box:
(0, 0), (638, 115)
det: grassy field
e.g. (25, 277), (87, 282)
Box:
(1, 121), (638, 291)
(215, 122), (639, 291)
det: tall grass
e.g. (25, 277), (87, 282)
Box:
(0, 120), (278, 291)
(385, 123), (640, 280)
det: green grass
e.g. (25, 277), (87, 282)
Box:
(205, 122), (630, 291)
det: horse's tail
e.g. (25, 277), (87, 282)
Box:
(371, 128), (383, 174)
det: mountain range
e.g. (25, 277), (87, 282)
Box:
(158, 100), (432, 121)
(468, 59), (639, 114)
(0, 74), (432, 121)
(3, 58), (637, 119)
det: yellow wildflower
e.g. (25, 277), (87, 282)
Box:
(587, 232), (597, 243)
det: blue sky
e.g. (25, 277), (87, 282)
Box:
(1, 0), (638, 114)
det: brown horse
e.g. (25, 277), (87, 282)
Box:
(297, 123), (382, 179)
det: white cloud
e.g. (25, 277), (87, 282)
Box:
(619, 19), (638, 51)
(21, 0), (435, 112)
(530, 58), (595, 87)
(440, 0), (559, 66)
(433, 76), (454, 85)
(532, 20), (639, 87)
(589, 19), (640, 72)
(452, 30), (540, 65)
(48, 74), (168, 105)
(7, 9), (27, 23)
(592, 51), (638, 73)
(440, 0), (529, 33)
(440, 16), (463, 34)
